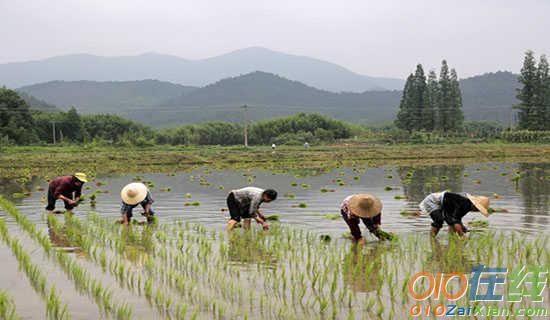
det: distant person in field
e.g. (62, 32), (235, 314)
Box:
(419, 192), (490, 237)
(46, 173), (87, 214)
(340, 194), (394, 244)
(120, 182), (156, 225)
(226, 187), (277, 231)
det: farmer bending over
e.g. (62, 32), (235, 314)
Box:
(46, 173), (87, 214)
(341, 194), (393, 245)
(120, 182), (156, 225)
(419, 191), (489, 237)
(227, 187), (277, 231)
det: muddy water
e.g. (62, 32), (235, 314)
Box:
(1, 162), (549, 319)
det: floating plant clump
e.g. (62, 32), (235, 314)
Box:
(323, 213), (340, 220)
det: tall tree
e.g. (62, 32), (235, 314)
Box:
(0, 87), (38, 144)
(536, 55), (550, 130)
(448, 68), (464, 131)
(412, 64), (427, 130)
(423, 70), (438, 131)
(437, 60), (452, 131)
(515, 51), (539, 129)
(395, 74), (415, 131)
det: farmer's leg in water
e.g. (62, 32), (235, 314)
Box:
(45, 189), (56, 213)
(430, 209), (444, 237)
(226, 192), (242, 230)
(141, 202), (156, 223)
(340, 210), (366, 245)
(120, 202), (135, 225)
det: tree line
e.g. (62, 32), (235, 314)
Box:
(515, 50), (550, 130)
(0, 87), (353, 146)
(395, 60), (463, 132)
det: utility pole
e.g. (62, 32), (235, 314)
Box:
(241, 105), (248, 147)
(51, 121), (56, 144)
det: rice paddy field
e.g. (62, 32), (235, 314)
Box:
(0, 144), (549, 319)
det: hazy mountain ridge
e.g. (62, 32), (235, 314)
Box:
(19, 79), (196, 113)
(17, 71), (519, 127)
(0, 47), (403, 92)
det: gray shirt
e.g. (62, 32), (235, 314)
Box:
(231, 187), (265, 216)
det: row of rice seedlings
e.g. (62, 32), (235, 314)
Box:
(57, 213), (186, 319)
(86, 213), (253, 319)
(0, 218), (69, 320)
(0, 199), (133, 320)
(0, 290), (19, 320)
(158, 221), (363, 318)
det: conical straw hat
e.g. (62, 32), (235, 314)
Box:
(466, 194), (490, 217)
(348, 194), (383, 218)
(121, 183), (148, 205)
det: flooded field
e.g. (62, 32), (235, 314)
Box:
(1, 157), (549, 319)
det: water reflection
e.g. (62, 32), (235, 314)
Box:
(422, 238), (473, 274)
(342, 244), (393, 293)
(518, 163), (550, 221)
(398, 165), (465, 205)
(225, 231), (278, 268)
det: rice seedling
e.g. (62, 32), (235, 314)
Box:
(284, 192), (296, 199)
(161, 187), (172, 192)
(300, 183), (311, 189)
(265, 214), (280, 221)
(290, 182), (298, 187)
(393, 195), (406, 200)
(0, 290), (19, 320)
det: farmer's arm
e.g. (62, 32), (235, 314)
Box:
(58, 194), (76, 205)
(254, 210), (269, 230)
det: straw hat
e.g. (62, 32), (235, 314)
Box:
(74, 172), (88, 183)
(348, 194), (383, 218)
(466, 194), (490, 217)
(121, 183), (148, 205)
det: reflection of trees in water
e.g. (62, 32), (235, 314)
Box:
(518, 163), (550, 226)
(398, 165), (465, 205)
(225, 232), (278, 268)
(0, 176), (42, 200)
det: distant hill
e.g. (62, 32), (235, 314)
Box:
(459, 71), (519, 123)
(17, 71), (520, 127)
(18, 80), (196, 114)
(16, 91), (59, 112)
(0, 47), (404, 92)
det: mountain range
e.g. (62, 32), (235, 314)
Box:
(0, 47), (403, 92)
(18, 71), (519, 127)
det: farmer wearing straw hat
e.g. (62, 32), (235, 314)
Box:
(120, 182), (156, 225)
(418, 191), (490, 237)
(46, 173), (87, 214)
(340, 194), (393, 245)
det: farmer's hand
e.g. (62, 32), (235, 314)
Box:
(262, 222), (269, 231)
(357, 238), (366, 246)
(67, 199), (77, 206)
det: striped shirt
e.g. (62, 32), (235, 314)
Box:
(340, 195), (354, 218)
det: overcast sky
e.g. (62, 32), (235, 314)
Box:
(1, 0), (549, 78)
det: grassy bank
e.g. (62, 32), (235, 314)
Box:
(1, 143), (550, 181)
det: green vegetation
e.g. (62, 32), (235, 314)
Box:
(0, 290), (19, 320)
(395, 61), (463, 132)
(515, 51), (550, 130)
